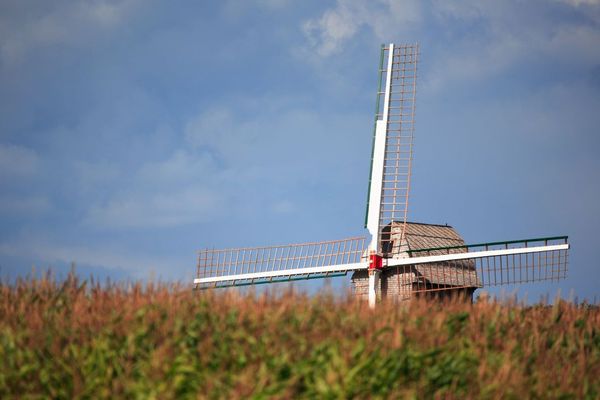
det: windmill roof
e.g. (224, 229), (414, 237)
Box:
(387, 221), (482, 288)
(401, 221), (465, 253)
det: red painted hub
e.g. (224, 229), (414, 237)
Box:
(368, 253), (383, 270)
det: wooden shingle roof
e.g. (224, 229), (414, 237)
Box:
(402, 222), (465, 253)
(384, 221), (482, 288)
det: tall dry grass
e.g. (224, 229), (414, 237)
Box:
(0, 273), (598, 399)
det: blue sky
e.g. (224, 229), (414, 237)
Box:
(1, 0), (599, 301)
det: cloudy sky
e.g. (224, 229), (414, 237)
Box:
(1, 0), (599, 300)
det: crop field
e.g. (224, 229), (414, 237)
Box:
(1, 275), (599, 399)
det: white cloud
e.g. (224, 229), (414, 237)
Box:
(0, 236), (184, 280)
(0, 0), (142, 66)
(257, 0), (291, 9)
(83, 95), (367, 230)
(184, 104), (284, 167)
(223, 0), (291, 18)
(556, 0), (600, 6)
(0, 195), (50, 216)
(184, 107), (235, 153)
(82, 146), (228, 229)
(302, 0), (600, 90)
(272, 200), (295, 214)
(425, 1), (600, 90)
(75, 160), (121, 193)
(302, 0), (421, 57)
(138, 150), (216, 186)
(0, 143), (38, 178)
(86, 0), (134, 26)
(85, 184), (224, 229)
(303, 3), (361, 57)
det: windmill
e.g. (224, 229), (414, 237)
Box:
(194, 43), (569, 308)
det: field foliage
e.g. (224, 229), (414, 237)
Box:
(1, 274), (599, 399)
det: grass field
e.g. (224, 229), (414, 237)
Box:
(1, 274), (599, 399)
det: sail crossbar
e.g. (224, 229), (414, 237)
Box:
(389, 243), (568, 267)
(194, 262), (365, 287)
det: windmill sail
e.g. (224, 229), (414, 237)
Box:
(388, 236), (569, 295)
(195, 237), (367, 289)
(365, 43), (418, 255)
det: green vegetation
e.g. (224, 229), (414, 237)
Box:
(1, 275), (599, 399)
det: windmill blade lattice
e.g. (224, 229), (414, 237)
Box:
(365, 43), (419, 254)
(385, 236), (569, 298)
(195, 237), (367, 289)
